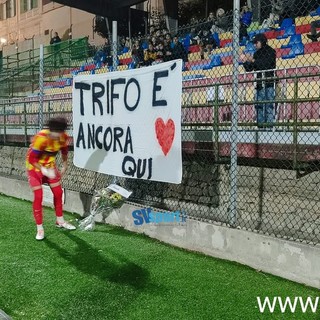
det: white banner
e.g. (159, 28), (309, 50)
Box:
(72, 60), (182, 184)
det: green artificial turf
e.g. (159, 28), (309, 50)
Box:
(0, 193), (319, 320)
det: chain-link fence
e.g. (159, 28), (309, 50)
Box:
(1, 1), (320, 244)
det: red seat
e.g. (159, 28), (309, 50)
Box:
(296, 24), (311, 34)
(265, 30), (278, 39)
(189, 45), (200, 53)
(304, 42), (320, 54)
(220, 39), (232, 48)
(119, 57), (132, 65)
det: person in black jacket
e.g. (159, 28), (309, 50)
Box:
(172, 36), (188, 62)
(240, 33), (276, 128)
(50, 32), (63, 66)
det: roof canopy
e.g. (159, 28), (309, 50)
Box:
(54, 0), (145, 17)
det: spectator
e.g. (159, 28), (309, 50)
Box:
(118, 37), (130, 54)
(202, 11), (216, 32)
(93, 38), (112, 67)
(240, 33), (277, 128)
(198, 30), (217, 60)
(50, 31), (62, 45)
(211, 8), (229, 34)
(163, 39), (173, 61)
(240, 5), (253, 42)
(144, 43), (157, 66)
(155, 42), (165, 63)
(189, 27), (200, 45)
(262, 0), (285, 29)
(50, 31), (63, 66)
(172, 36), (188, 62)
(293, 0), (320, 17)
(307, 20), (320, 42)
(131, 40), (144, 67)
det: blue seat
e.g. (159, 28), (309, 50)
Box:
(248, 30), (257, 39)
(282, 42), (304, 59)
(128, 62), (136, 69)
(281, 34), (302, 49)
(240, 36), (248, 46)
(190, 63), (206, 71)
(182, 74), (205, 81)
(212, 32), (220, 48)
(277, 18), (294, 31)
(219, 50), (232, 57)
(277, 25), (296, 39)
(203, 55), (222, 70)
(183, 34), (191, 52)
(243, 42), (256, 55)
(190, 55), (222, 71)
(255, 28), (268, 34)
(310, 6), (320, 17)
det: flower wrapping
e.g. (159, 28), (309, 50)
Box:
(79, 184), (131, 231)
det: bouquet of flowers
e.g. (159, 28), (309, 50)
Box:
(79, 184), (132, 231)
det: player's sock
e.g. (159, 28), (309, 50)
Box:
(33, 188), (43, 225)
(56, 216), (64, 224)
(51, 184), (63, 219)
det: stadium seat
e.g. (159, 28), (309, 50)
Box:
(190, 55), (222, 70)
(128, 62), (135, 69)
(224, 41), (233, 47)
(212, 32), (221, 48)
(277, 25), (296, 39)
(202, 55), (222, 70)
(243, 42), (256, 55)
(189, 45), (200, 53)
(277, 18), (294, 31)
(304, 41), (320, 54)
(281, 34), (302, 49)
(282, 42), (304, 59)
(247, 21), (260, 33)
(310, 6), (320, 17)
(183, 34), (192, 52)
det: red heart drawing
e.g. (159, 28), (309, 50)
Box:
(155, 118), (175, 156)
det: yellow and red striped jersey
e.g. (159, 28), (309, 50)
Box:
(26, 129), (69, 171)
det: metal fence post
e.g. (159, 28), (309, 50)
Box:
(3, 103), (6, 145)
(112, 21), (118, 70)
(39, 44), (44, 130)
(24, 102), (28, 146)
(229, 0), (241, 226)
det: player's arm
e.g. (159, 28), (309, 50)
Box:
(28, 135), (47, 170)
(60, 134), (69, 176)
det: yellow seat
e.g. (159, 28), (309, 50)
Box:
(213, 47), (232, 54)
(117, 65), (128, 71)
(220, 32), (232, 40)
(188, 52), (201, 61)
(295, 15), (319, 26)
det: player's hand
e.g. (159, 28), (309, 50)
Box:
(60, 164), (68, 177)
